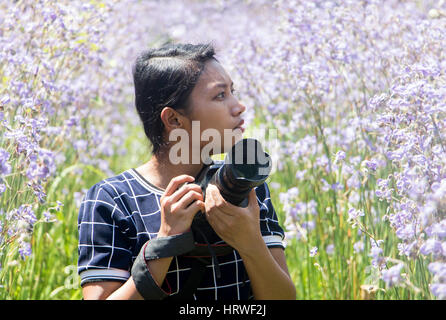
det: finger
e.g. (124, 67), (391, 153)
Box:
(206, 184), (238, 216)
(205, 204), (230, 234)
(204, 185), (215, 212)
(169, 183), (203, 205)
(248, 188), (260, 210)
(183, 199), (206, 217)
(164, 175), (195, 197)
(205, 184), (229, 214)
(205, 183), (216, 198)
(175, 190), (204, 210)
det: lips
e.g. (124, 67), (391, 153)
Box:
(233, 119), (245, 132)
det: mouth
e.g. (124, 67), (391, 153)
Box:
(233, 119), (245, 133)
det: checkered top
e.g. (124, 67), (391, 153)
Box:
(77, 165), (286, 300)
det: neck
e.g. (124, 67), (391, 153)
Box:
(141, 148), (206, 191)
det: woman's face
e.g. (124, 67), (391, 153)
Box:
(181, 59), (246, 156)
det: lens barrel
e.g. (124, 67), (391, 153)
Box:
(213, 138), (272, 207)
(191, 138), (272, 243)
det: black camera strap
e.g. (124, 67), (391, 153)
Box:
(165, 235), (233, 300)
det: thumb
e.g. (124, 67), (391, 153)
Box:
(248, 188), (260, 210)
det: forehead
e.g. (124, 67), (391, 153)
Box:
(195, 59), (232, 90)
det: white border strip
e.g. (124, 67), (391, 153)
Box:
(263, 235), (286, 248)
(79, 268), (130, 285)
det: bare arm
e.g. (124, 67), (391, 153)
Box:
(239, 245), (296, 300)
(82, 277), (142, 300)
(82, 254), (173, 300)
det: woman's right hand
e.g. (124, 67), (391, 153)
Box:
(158, 174), (205, 237)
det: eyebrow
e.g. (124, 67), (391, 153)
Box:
(213, 81), (234, 89)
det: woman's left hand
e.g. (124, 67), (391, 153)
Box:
(204, 184), (262, 255)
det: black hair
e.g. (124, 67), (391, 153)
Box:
(132, 42), (217, 155)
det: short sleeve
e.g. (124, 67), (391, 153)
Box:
(77, 183), (132, 286)
(255, 182), (286, 250)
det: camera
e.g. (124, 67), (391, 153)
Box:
(190, 138), (272, 244)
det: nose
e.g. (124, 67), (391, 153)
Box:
(232, 100), (246, 117)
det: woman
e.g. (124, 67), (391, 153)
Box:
(77, 43), (296, 300)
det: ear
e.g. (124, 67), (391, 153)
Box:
(160, 107), (185, 132)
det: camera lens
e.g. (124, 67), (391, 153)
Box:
(191, 138), (272, 244)
(215, 138), (272, 206)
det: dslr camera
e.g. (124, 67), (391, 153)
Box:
(190, 138), (272, 244)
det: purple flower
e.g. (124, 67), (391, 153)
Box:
(348, 208), (365, 221)
(353, 241), (364, 253)
(302, 220), (315, 231)
(430, 220), (446, 239)
(397, 241), (417, 258)
(385, 151), (403, 161)
(347, 173), (361, 189)
(395, 224), (417, 240)
(363, 159), (378, 171)
(381, 264), (404, 287)
(370, 246), (383, 258)
(320, 178), (343, 192)
(42, 210), (53, 222)
(55, 200), (63, 211)
(5, 129), (36, 156)
(0, 94), (10, 105)
(334, 150), (346, 162)
(25, 149), (56, 181)
(369, 240), (386, 268)
(428, 262), (446, 281)
(0, 149), (12, 176)
(17, 204), (37, 227)
(326, 244), (335, 255)
(27, 181), (47, 203)
(420, 239), (443, 257)
(430, 284), (446, 300)
(412, 154), (427, 166)
(310, 246), (318, 257)
(73, 139), (88, 151)
(396, 176), (412, 195)
(295, 170), (306, 180)
(0, 183), (6, 194)
(65, 116), (80, 128)
(18, 241), (32, 259)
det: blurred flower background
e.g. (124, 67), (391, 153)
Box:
(0, 0), (445, 299)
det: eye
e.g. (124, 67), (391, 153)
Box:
(216, 91), (225, 99)
(215, 87), (236, 100)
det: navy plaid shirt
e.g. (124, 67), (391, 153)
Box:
(77, 164), (286, 300)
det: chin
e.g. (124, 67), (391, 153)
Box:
(199, 130), (244, 158)
(223, 135), (243, 153)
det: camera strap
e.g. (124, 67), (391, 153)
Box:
(131, 231), (196, 300)
(166, 228), (234, 301)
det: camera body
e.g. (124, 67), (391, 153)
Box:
(190, 138), (272, 244)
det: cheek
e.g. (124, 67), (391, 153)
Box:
(198, 109), (227, 130)
(190, 103), (235, 151)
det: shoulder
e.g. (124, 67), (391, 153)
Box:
(78, 169), (150, 223)
(96, 170), (135, 197)
(84, 169), (145, 201)
(78, 172), (128, 221)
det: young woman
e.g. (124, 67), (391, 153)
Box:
(77, 43), (296, 300)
